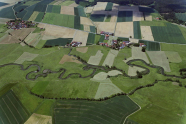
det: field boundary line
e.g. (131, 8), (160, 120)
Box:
(114, 6), (119, 34)
(6, 95), (24, 121)
(0, 105), (11, 124)
(0, 116), (4, 124)
(12, 6), (17, 19)
(10, 91), (30, 116)
(2, 98), (19, 124)
(123, 96), (141, 124)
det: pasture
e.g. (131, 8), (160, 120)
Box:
(31, 81), (50, 95)
(139, 40), (160, 51)
(141, 26), (154, 41)
(14, 52), (38, 64)
(115, 22), (134, 38)
(0, 90), (30, 124)
(92, 2), (107, 11)
(117, 11), (133, 22)
(151, 23), (186, 44)
(25, 113), (52, 124)
(54, 96), (140, 124)
(147, 51), (171, 72)
(76, 47), (88, 53)
(34, 12), (45, 22)
(87, 33), (95, 44)
(128, 66), (146, 76)
(133, 21), (142, 39)
(164, 51), (182, 63)
(102, 49), (119, 67)
(95, 22), (115, 34)
(73, 31), (89, 46)
(88, 50), (103, 65)
(86, 6), (93, 13)
(90, 14), (105, 22)
(140, 21), (165, 26)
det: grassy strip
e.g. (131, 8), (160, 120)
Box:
(35, 40), (46, 49)
(34, 12), (45, 22)
(145, 52), (153, 64)
(105, 15), (111, 22)
(105, 2), (113, 11)
(31, 81), (50, 95)
(133, 21), (142, 39)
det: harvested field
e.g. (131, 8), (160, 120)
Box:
(60, 6), (74, 15)
(86, 7), (93, 13)
(115, 22), (134, 38)
(80, 17), (94, 26)
(110, 15), (117, 22)
(59, 55), (82, 64)
(94, 82), (122, 99)
(83, 25), (90, 32)
(119, 6), (139, 11)
(145, 13), (152, 21)
(25, 113), (52, 124)
(117, 11), (133, 22)
(164, 51), (182, 63)
(102, 49), (119, 67)
(133, 12), (144, 21)
(124, 47), (149, 63)
(24, 33), (39, 44)
(11, 28), (35, 41)
(95, 22), (115, 34)
(72, 30), (89, 46)
(14, 52), (38, 64)
(76, 47), (88, 53)
(108, 70), (122, 76)
(0, 35), (20, 44)
(128, 66), (146, 76)
(39, 24), (76, 38)
(52, 5), (61, 14)
(141, 26), (154, 41)
(147, 51), (171, 72)
(88, 50), (103, 65)
(42, 35), (57, 40)
(93, 2), (108, 11)
(28, 11), (39, 21)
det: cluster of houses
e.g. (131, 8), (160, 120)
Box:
(6, 20), (35, 30)
(70, 41), (82, 47)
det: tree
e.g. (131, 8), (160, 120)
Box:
(142, 47), (146, 52)
(136, 71), (142, 78)
(75, 0), (79, 4)
(96, 41), (99, 45)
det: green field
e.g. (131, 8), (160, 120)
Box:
(52, 5), (61, 13)
(105, 15), (111, 22)
(90, 14), (105, 22)
(140, 21), (165, 26)
(74, 7), (86, 17)
(22, 4), (37, 20)
(87, 33), (95, 44)
(105, 2), (113, 11)
(139, 40), (160, 51)
(117, 11), (133, 22)
(44, 38), (73, 46)
(133, 21), (142, 39)
(54, 96), (140, 124)
(34, 12), (45, 22)
(46, 5), (53, 13)
(17, 10), (27, 19)
(60, 1), (74, 6)
(35, 40), (46, 49)
(0, 90), (30, 124)
(0, 6), (15, 19)
(175, 13), (186, 21)
(31, 81), (50, 95)
(90, 26), (96, 33)
(151, 23), (186, 44)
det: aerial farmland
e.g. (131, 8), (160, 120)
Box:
(0, 0), (186, 124)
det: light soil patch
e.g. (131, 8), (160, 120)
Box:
(59, 55), (82, 64)
(93, 2), (108, 11)
(129, 38), (139, 43)
(25, 113), (52, 124)
(145, 15), (152, 21)
(94, 82), (122, 99)
(76, 47), (88, 53)
(95, 22), (115, 34)
(72, 30), (89, 46)
(80, 17), (94, 26)
(42, 35), (57, 40)
(60, 6), (74, 15)
(0, 35), (20, 44)
(124, 47), (149, 64)
(0, 18), (10, 24)
(68, 2), (78, 7)
(110, 15), (117, 22)
(172, 82), (179, 86)
(92, 70), (122, 80)
(128, 66), (146, 76)
(88, 50), (103, 65)
(108, 70), (122, 76)
(147, 51), (171, 72)
(115, 22), (134, 38)
(14, 52), (39, 64)
(133, 12), (144, 21)
(86, 7), (93, 13)
(119, 6), (139, 11)
(141, 26), (154, 41)
(39, 24), (76, 38)
(28, 11), (39, 21)
(164, 51), (182, 63)
(11, 28), (35, 41)
(102, 49), (119, 67)
(90, 78), (112, 83)
(83, 25), (90, 32)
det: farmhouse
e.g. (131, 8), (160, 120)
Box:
(6, 20), (35, 30)
(139, 43), (146, 47)
(100, 31), (114, 36)
(70, 41), (82, 47)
